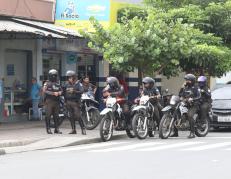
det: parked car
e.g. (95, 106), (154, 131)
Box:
(211, 84), (231, 129)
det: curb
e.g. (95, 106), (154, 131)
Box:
(3, 134), (128, 155)
(65, 134), (127, 147)
(0, 139), (43, 148)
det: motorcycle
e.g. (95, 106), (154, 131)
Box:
(81, 93), (100, 130)
(99, 96), (135, 142)
(132, 95), (158, 139)
(159, 95), (210, 139)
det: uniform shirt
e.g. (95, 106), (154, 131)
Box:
(179, 85), (200, 99)
(103, 85), (125, 98)
(31, 83), (41, 100)
(43, 81), (62, 101)
(142, 87), (160, 97)
(142, 87), (160, 104)
(63, 81), (83, 101)
(199, 86), (212, 103)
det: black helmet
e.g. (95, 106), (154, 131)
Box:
(142, 77), (155, 89)
(66, 70), (76, 77)
(184, 74), (196, 86)
(48, 69), (58, 82)
(184, 74), (196, 82)
(107, 76), (120, 89)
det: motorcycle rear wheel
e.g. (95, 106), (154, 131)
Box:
(195, 117), (210, 137)
(99, 114), (113, 142)
(132, 113), (148, 140)
(82, 109), (101, 130)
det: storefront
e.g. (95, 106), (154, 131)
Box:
(0, 18), (80, 121)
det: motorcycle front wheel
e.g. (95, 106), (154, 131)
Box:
(99, 114), (113, 142)
(82, 109), (101, 130)
(159, 113), (173, 139)
(132, 113), (148, 140)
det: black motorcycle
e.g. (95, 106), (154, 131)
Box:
(159, 95), (210, 139)
(80, 93), (100, 130)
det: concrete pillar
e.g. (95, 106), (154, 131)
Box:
(0, 46), (4, 79)
(154, 74), (162, 92)
(97, 60), (109, 88)
(127, 69), (139, 100)
(36, 39), (43, 85)
(96, 60), (109, 110)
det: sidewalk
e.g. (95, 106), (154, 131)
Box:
(0, 120), (126, 155)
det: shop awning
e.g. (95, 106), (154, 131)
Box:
(0, 18), (81, 38)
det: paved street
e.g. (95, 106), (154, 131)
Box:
(1, 130), (231, 179)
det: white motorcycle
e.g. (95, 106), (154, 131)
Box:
(81, 93), (100, 130)
(132, 95), (158, 139)
(99, 96), (135, 142)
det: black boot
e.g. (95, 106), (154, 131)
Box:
(69, 130), (77, 134)
(79, 119), (86, 135)
(148, 131), (155, 137)
(170, 127), (178, 137)
(81, 128), (86, 135)
(69, 119), (77, 134)
(188, 119), (195, 139)
(188, 132), (195, 139)
(45, 118), (52, 134)
(47, 128), (52, 134)
(54, 128), (62, 134)
(54, 118), (62, 134)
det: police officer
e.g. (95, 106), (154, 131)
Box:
(141, 77), (162, 130)
(103, 76), (130, 118)
(197, 76), (212, 125)
(43, 69), (62, 134)
(103, 77), (125, 98)
(63, 71), (86, 135)
(174, 74), (200, 138)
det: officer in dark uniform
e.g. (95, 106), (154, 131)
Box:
(63, 71), (86, 135)
(141, 77), (162, 129)
(197, 76), (212, 125)
(103, 76), (130, 117)
(173, 74), (200, 138)
(103, 77), (125, 98)
(43, 69), (62, 134)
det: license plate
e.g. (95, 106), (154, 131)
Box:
(218, 116), (231, 122)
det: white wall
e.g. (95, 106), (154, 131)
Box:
(4, 50), (27, 88)
(161, 73), (185, 95)
(0, 36), (42, 87)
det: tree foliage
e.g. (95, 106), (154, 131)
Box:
(82, 0), (231, 78)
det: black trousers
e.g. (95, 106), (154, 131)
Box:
(173, 105), (197, 134)
(187, 106), (198, 133)
(45, 99), (60, 131)
(66, 100), (85, 131)
(200, 102), (211, 123)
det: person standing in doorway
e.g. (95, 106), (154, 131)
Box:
(31, 77), (41, 121)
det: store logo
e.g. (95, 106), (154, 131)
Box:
(61, 1), (79, 19)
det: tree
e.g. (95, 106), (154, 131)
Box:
(82, 13), (231, 78)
